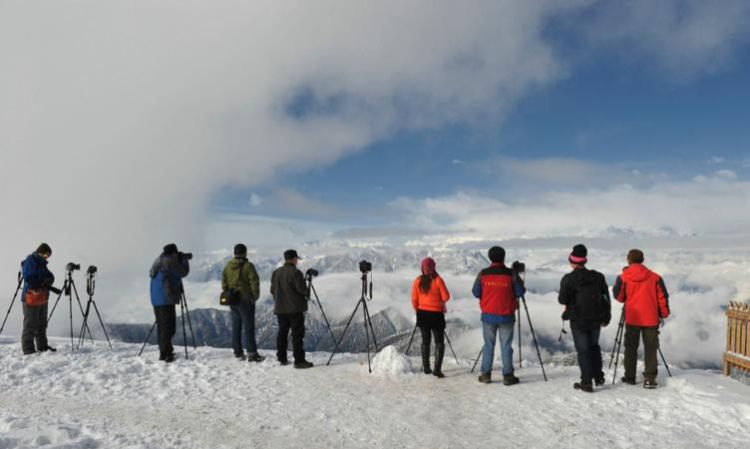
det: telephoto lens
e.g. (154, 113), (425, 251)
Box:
(180, 252), (193, 260)
(305, 268), (319, 278)
(66, 262), (81, 272)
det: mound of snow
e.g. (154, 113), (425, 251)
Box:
(371, 345), (413, 375)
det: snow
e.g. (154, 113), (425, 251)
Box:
(1, 337), (749, 449)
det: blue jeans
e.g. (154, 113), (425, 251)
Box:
(481, 322), (514, 375)
(571, 325), (603, 385)
(230, 301), (257, 355)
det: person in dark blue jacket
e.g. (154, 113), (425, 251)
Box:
(21, 243), (56, 354)
(149, 243), (190, 362)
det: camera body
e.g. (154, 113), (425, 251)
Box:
(359, 260), (372, 273)
(66, 262), (81, 272)
(512, 261), (525, 274)
(179, 252), (193, 261)
(305, 268), (319, 279)
(87, 265), (98, 275)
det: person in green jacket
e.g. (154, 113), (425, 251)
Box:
(222, 244), (264, 362)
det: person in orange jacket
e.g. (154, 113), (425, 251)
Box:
(411, 257), (450, 378)
(613, 249), (670, 389)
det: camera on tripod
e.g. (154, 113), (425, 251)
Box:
(305, 268), (319, 280)
(179, 252), (193, 261)
(512, 261), (525, 274)
(66, 262), (81, 272)
(87, 265), (98, 275)
(359, 260), (372, 273)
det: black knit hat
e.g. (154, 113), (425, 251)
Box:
(36, 243), (52, 256)
(488, 246), (505, 263)
(163, 243), (178, 255)
(234, 243), (247, 256)
(569, 244), (588, 264)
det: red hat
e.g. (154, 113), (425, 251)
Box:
(420, 257), (436, 276)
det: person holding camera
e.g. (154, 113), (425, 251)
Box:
(472, 246), (525, 385)
(558, 244), (611, 393)
(222, 244), (264, 362)
(613, 249), (670, 389)
(411, 257), (451, 378)
(149, 243), (190, 363)
(270, 249), (313, 369)
(20, 243), (56, 354)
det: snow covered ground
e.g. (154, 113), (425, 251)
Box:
(1, 337), (748, 449)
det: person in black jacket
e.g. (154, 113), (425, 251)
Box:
(21, 243), (56, 354)
(270, 249), (312, 369)
(558, 244), (611, 392)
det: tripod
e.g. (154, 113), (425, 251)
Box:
(138, 289), (197, 359)
(0, 262), (23, 338)
(609, 306), (672, 384)
(77, 268), (112, 349)
(404, 323), (461, 365)
(470, 296), (548, 381)
(326, 271), (379, 373)
(305, 275), (337, 347)
(48, 268), (94, 351)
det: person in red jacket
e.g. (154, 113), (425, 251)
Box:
(613, 249), (670, 389)
(411, 257), (450, 378)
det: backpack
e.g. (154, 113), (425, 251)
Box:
(572, 271), (608, 323)
(219, 260), (246, 306)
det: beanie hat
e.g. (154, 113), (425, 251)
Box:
(234, 243), (247, 256)
(284, 249), (300, 261)
(163, 243), (178, 255)
(420, 257), (436, 276)
(36, 243), (52, 256)
(488, 246), (505, 263)
(569, 244), (587, 265)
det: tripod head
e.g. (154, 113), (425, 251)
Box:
(86, 265), (97, 297)
(360, 271), (373, 301)
(17, 260), (23, 283)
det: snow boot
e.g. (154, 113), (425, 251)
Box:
(164, 354), (176, 363)
(502, 374), (520, 386)
(294, 360), (314, 369)
(248, 353), (266, 363)
(39, 345), (57, 353)
(574, 382), (594, 393)
(621, 376), (637, 385)
(235, 352), (247, 361)
(432, 343), (445, 378)
(594, 375), (605, 387)
(478, 372), (492, 384)
(421, 344), (432, 374)
(643, 379), (658, 389)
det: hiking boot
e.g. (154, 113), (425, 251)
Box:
(248, 353), (266, 363)
(594, 375), (605, 387)
(503, 374), (520, 386)
(164, 354), (176, 363)
(39, 346), (57, 353)
(643, 379), (658, 389)
(234, 353), (247, 361)
(421, 344), (432, 374)
(432, 343), (445, 379)
(574, 382), (594, 393)
(621, 376), (637, 385)
(293, 360), (314, 369)
(478, 372), (492, 384)
(278, 359), (290, 366)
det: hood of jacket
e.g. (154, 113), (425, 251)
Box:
(621, 263), (652, 283)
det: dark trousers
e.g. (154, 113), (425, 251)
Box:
(624, 325), (659, 381)
(419, 326), (445, 346)
(153, 305), (176, 358)
(230, 301), (257, 355)
(276, 313), (305, 363)
(22, 303), (48, 354)
(571, 325), (603, 385)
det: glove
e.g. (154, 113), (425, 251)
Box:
(659, 318), (665, 328)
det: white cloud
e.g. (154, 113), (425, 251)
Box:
(249, 194), (263, 208)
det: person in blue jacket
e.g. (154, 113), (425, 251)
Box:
(21, 243), (56, 354)
(149, 243), (190, 362)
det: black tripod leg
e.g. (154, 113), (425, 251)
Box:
(609, 309), (625, 369)
(180, 301), (189, 360)
(326, 299), (363, 366)
(521, 296), (547, 381)
(444, 332), (460, 365)
(362, 301), (379, 351)
(0, 281), (22, 337)
(310, 284), (337, 347)
(138, 321), (157, 357)
(612, 323), (624, 385)
(91, 301), (113, 349)
(362, 303), (372, 373)
(71, 282), (94, 344)
(471, 346), (483, 373)
(77, 301), (92, 349)
(47, 285), (66, 321)
(405, 323), (418, 355)
(517, 307), (522, 366)
(658, 346), (672, 377)
(181, 295), (197, 349)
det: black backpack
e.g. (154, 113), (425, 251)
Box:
(572, 271), (608, 323)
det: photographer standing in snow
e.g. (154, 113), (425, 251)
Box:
(222, 243), (264, 362)
(270, 249), (313, 369)
(149, 243), (190, 363)
(558, 244), (611, 393)
(20, 243), (56, 354)
(411, 257), (451, 378)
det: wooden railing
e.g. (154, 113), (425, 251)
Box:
(723, 301), (750, 376)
